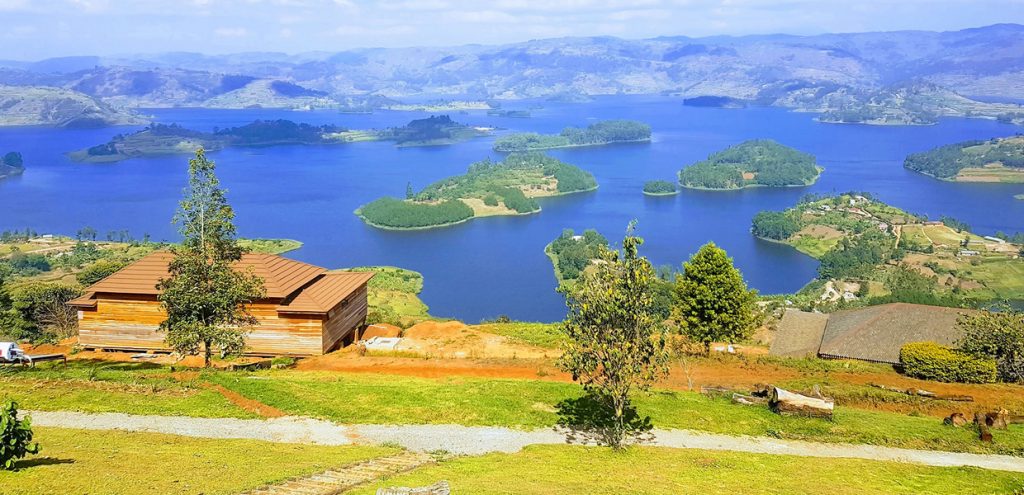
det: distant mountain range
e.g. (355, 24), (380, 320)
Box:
(1, 24), (1023, 126)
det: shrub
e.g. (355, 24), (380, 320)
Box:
(1, 400), (40, 470)
(899, 341), (997, 383)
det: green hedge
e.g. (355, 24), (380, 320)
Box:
(899, 342), (997, 384)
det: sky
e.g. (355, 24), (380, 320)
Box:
(1, 0), (1023, 60)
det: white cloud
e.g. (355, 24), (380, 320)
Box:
(214, 26), (249, 37)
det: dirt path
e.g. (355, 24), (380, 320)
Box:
(27, 410), (1024, 473)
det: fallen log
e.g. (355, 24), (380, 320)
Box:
(769, 386), (834, 419)
(867, 383), (973, 402)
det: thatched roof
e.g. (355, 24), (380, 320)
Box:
(769, 309), (829, 358)
(819, 303), (970, 364)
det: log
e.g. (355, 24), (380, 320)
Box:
(975, 413), (993, 442)
(944, 412), (969, 427)
(769, 386), (834, 419)
(866, 383), (973, 402)
(985, 410), (1009, 430)
(732, 393), (768, 406)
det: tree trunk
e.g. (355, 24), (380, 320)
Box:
(204, 340), (213, 368)
(769, 386), (834, 419)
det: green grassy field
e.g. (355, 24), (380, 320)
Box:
(205, 370), (1024, 456)
(0, 427), (396, 495)
(474, 321), (566, 349)
(350, 445), (1023, 495)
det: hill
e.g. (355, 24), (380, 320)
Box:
(751, 193), (1024, 308)
(0, 151), (25, 180)
(904, 135), (1024, 183)
(356, 154), (597, 230)
(493, 120), (651, 152)
(0, 85), (146, 127)
(816, 82), (1024, 126)
(678, 140), (821, 190)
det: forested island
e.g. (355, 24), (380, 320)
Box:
(356, 153), (597, 230)
(678, 139), (821, 189)
(904, 135), (1024, 183)
(751, 193), (1024, 309)
(642, 180), (678, 196)
(69, 116), (490, 162)
(545, 229), (609, 284)
(493, 120), (651, 152)
(0, 151), (25, 180)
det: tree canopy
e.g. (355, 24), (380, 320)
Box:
(672, 243), (758, 352)
(678, 139), (819, 189)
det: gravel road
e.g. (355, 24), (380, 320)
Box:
(28, 410), (1024, 472)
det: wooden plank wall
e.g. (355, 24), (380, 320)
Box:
(79, 294), (327, 356)
(320, 285), (369, 353)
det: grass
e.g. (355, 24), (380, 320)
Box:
(237, 238), (303, 254)
(474, 321), (566, 349)
(339, 265), (431, 325)
(0, 427), (397, 495)
(207, 370), (1024, 455)
(0, 361), (255, 418)
(350, 444), (1023, 495)
(411, 444), (1024, 493)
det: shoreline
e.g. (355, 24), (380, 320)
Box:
(680, 167), (823, 191)
(642, 190), (679, 197)
(906, 166), (1024, 184)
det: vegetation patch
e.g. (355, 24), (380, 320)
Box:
(642, 180), (678, 195)
(545, 229), (608, 284)
(349, 444), (1024, 495)
(904, 135), (1024, 182)
(0, 427), (396, 495)
(900, 342), (998, 383)
(678, 139), (821, 190)
(493, 120), (651, 152)
(339, 266), (431, 327)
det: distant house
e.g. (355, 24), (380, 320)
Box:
(770, 303), (970, 364)
(68, 251), (374, 356)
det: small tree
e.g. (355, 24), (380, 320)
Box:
(958, 308), (1024, 382)
(405, 182), (415, 200)
(672, 242), (758, 353)
(158, 149), (265, 367)
(557, 224), (668, 448)
(1, 400), (39, 470)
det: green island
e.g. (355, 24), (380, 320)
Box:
(69, 116), (489, 163)
(487, 109), (531, 118)
(384, 100), (493, 112)
(0, 151), (25, 180)
(356, 153), (597, 230)
(544, 229), (609, 285)
(751, 192), (1024, 308)
(904, 135), (1024, 183)
(678, 139), (821, 190)
(493, 120), (651, 152)
(642, 180), (678, 196)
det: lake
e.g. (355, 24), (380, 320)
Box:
(1, 96), (1022, 322)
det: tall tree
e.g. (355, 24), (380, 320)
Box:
(557, 224), (668, 448)
(158, 149), (264, 367)
(405, 181), (415, 200)
(673, 242), (758, 353)
(958, 308), (1024, 383)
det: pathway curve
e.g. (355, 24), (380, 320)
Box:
(27, 410), (1024, 473)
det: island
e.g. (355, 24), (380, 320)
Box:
(682, 96), (749, 108)
(486, 109), (531, 118)
(69, 116), (491, 163)
(493, 120), (651, 152)
(545, 229), (609, 285)
(1016, 194), (1024, 200)
(751, 193), (1024, 307)
(356, 153), (598, 230)
(0, 152), (25, 180)
(384, 100), (493, 112)
(642, 180), (678, 196)
(904, 135), (1024, 183)
(678, 139), (822, 190)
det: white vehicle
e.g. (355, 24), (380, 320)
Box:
(0, 342), (30, 364)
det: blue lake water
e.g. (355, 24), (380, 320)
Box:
(1, 96), (1022, 322)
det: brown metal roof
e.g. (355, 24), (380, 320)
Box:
(769, 309), (829, 358)
(278, 271), (375, 314)
(67, 291), (97, 308)
(84, 250), (326, 299)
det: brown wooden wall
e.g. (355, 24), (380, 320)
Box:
(320, 285), (369, 353)
(77, 293), (357, 356)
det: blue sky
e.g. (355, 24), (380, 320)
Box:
(1, 0), (1023, 60)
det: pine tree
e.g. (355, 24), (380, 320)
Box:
(158, 149), (265, 367)
(673, 242), (758, 353)
(405, 182), (414, 200)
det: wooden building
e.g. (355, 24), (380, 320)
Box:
(68, 251), (374, 356)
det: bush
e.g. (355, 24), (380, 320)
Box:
(899, 342), (997, 383)
(1, 400), (40, 470)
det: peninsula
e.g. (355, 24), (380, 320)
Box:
(69, 116), (490, 162)
(904, 135), (1024, 183)
(493, 120), (651, 152)
(678, 139), (821, 190)
(356, 153), (597, 230)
